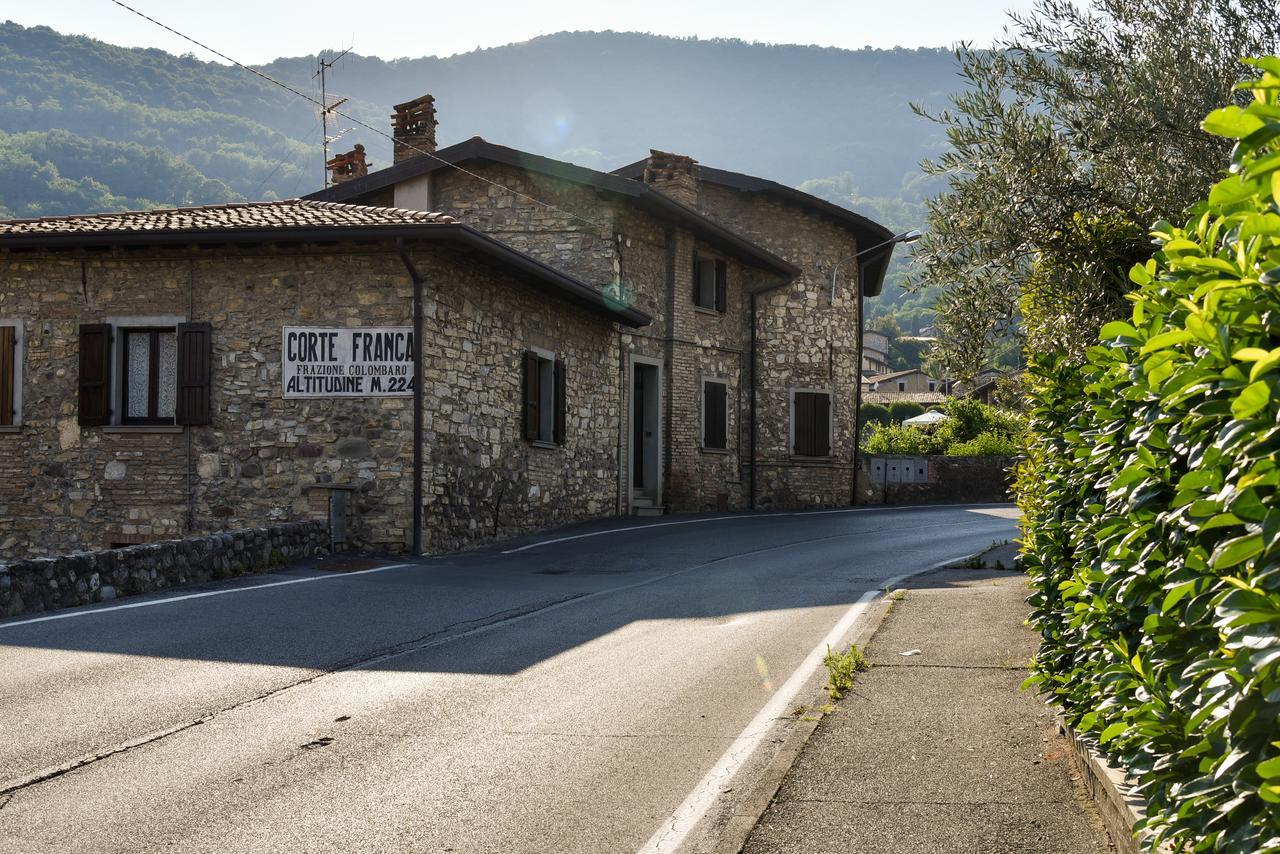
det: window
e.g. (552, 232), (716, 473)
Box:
(522, 349), (565, 445)
(702, 379), (728, 450)
(0, 320), (21, 428)
(928, 380), (936, 392)
(693, 255), (727, 312)
(123, 328), (178, 424)
(897, 381), (906, 392)
(78, 321), (212, 427)
(791, 390), (832, 458)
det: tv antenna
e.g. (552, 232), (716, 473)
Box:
(315, 47), (353, 188)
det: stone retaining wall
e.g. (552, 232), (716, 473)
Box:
(858, 455), (1017, 505)
(0, 521), (328, 618)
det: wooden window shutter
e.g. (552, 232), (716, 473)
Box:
(0, 326), (13, 427)
(176, 322), (212, 426)
(705, 381), (727, 449)
(715, 260), (727, 313)
(814, 393), (831, 457)
(692, 248), (702, 306)
(793, 392), (812, 456)
(716, 384), (728, 449)
(553, 358), (566, 445)
(78, 323), (112, 426)
(522, 350), (540, 440)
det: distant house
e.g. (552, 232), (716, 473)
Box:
(964, 369), (1020, 406)
(862, 331), (891, 375)
(863, 368), (947, 406)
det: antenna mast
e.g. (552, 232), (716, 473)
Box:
(315, 47), (352, 188)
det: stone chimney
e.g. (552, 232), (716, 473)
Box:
(391, 94), (438, 163)
(326, 144), (368, 185)
(642, 149), (699, 206)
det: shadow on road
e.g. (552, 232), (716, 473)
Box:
(0, 506), (1020, 677)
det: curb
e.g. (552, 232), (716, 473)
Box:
(1056, 715), (1172, 854)
(708, 595), (894, 854)
(706, 550), (987, 854)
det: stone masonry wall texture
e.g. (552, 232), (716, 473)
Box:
(695, 183), (863, 508)
(0, 242), (621, 559)
(0, 521), (328, 617)
(429, 164), (782, 513)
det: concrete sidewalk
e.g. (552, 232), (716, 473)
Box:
(739, 558), (1115, 853)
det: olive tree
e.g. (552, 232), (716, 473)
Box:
(914, 0), (1280, 375)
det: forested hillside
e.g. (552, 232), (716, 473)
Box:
(0, 21), (956, 318)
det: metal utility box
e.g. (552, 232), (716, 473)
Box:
(329, 488), (350, 551)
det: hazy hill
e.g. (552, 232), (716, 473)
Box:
(260, 32), (956, 193)
(0, 22), (957, 322)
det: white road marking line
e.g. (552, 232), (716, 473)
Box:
(636, 551), (982, 854)
(0, 506), (1015, 631)
(501, 503), (1012, 554)
(0, 563), (416, 631)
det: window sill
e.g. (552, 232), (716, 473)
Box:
(694, 306), (723, 317)
(0, 425), (23, 434)
(789, 455), (835, 464)
(530, 440), (560, 450)
(103, 425), (185, 434)
(700, 446), (732, 455)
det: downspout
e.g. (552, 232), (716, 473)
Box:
(749, 292), (758, 510)
(851, 280), (865, 506)
(397, 240), (425, 557)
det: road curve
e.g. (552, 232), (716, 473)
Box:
(0, 504), (1019, 853)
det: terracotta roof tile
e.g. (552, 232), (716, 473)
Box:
(0, 199), (456, 237)
(863, 391), (948, 405)
(866, 368), (930, 383)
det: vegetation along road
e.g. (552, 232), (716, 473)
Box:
(0, 504), (1016, 853)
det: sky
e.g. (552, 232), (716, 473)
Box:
(5, 0), (1038, 63)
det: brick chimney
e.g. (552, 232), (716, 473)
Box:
(642, 149), (699, 206)
(391, 94), (438, 163)
(326, 144), (368, 184)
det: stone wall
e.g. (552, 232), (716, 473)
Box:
(0, 521), (327, 617)
(431, 164), (771, 514)
(0, 241), (625, 558)
(858, 455), (1017, 505)
(694, 183), (863, 509)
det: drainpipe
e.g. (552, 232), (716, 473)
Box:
(851, 283), (865, 506)
(749, 292), (758, 510)
(397, 240), (425, 557)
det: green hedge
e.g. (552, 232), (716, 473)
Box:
(861, 402), (891, 427)
(887, 400), (926, 423)
(1020, 59), (1280, 852)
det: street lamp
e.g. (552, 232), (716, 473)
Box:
(830, 229), (922, 303)
(843, 229), (922, 506)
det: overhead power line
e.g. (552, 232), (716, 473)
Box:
(105, 0), (605, 229)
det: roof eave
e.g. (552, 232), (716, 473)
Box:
(307, 139), (798, 279)
(0, 222), (651, 329)
(614, 158), (897, 297)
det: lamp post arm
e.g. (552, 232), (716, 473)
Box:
(829, 231), (919, 304)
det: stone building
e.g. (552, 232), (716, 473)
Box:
(309, 96), (899, 514)
(0, 98), (902, 560)
(0, 200), (648, 558)
(862, 331), (891, 375)
(863, 368), (947, 407)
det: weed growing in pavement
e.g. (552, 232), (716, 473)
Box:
(823, 643), (869, 701)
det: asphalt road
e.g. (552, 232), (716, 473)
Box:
(0, 504), (1019, 854)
